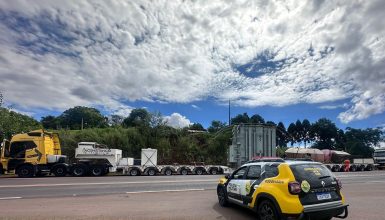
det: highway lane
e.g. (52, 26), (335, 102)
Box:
(1, 171), (385, 199)
(0, 171), (385, 219)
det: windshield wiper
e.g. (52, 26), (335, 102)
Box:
(319, 175), (331, 179)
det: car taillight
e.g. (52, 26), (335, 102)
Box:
(336, 178), (342, 190)
(288, 181), (301, 195)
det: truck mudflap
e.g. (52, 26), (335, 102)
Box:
(295, 202), (348, 220)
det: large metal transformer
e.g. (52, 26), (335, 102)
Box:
(229, 124), (276, 167)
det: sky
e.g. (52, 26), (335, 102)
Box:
(0, 0), (385, 130)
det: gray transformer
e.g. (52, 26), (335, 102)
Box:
(229, 124), (276, 167)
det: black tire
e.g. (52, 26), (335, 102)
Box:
(147, 169), (156, 176)
(258, 200), (280, 220)
(195, 168), (204, 175)
(130, 169), (139, 176)
(210, 168), (218, 175)
(91, 165), (103, 176)
(350, 165), (357, 172)
(181, 169), (188, 175)
(17, 165), (35, 178)
(164, 169), (172, 176)
(72, 164), (87, 177)
(217, 187), (229, 207)
(52, 165), (67, 177)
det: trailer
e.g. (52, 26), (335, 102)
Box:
(0, 130), (231, 177)
(76, 143), (231, 176)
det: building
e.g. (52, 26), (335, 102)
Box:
(229, 124), (276, 167)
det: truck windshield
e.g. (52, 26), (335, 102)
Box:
(374, 151), (385, 157)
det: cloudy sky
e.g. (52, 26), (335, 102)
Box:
(0, 0), (384, 129)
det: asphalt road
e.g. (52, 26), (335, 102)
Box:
(0, 171), (385, 219)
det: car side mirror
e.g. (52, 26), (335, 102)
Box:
(225, 174), (230, 179)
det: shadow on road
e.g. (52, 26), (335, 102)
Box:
(212, 202), (256, 220)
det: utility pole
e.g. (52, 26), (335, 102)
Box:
(81, 117), (84, 130)
(228, 99), (231, 126)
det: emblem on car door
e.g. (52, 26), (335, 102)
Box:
(321, 181), (325, 187)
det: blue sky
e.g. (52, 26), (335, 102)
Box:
(0, 1), (385, 130)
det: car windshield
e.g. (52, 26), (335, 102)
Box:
(290, 164), (334, 182)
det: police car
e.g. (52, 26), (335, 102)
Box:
(217, 160), (348, 220)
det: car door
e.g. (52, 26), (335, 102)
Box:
(240, 165), (262, 205)
(227, 166), (247, 203)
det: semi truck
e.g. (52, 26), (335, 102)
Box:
(0, 129), (231, 177)
(285, 148), (376, 172)
(374, 148), (385, 169)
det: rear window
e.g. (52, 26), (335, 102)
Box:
(290, 164), (334, 182)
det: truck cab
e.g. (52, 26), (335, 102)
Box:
(0, 129), (67, 177)
(374, 148), (385, 169)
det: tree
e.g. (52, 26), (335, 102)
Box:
(41, 115), (59, 129)
(58, 106), (108, 130)
(208, 120), (226, 133)
(122, 108), (151, 128)
(250, 114), (265, 124)
(189, 123), (206, 131)
(287, 123), (297, 146)
(265, 121), (276, 126)
(294, 120), (303, 144)
(276, 122), (288, 147)
(231, 113), (250, 124)
(344, 128), (383, 157)
(311, 118), (338, 150)
(301, 119), (312, 147)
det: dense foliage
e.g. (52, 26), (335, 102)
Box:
(0, 91), (383, 161)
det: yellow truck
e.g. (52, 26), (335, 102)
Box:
(0, 129), (69, 177)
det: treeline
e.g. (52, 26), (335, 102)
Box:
(0, 94), (383, 161)
(230, 113), (383, 157)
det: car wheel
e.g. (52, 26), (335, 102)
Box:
(17, 165), (34, 178)
(217, 187), (229, 207)
(52, 165), (67, 177)
(210, 169), (218, 175)
(164, 169), (172, 176)
(181, 169), (188, 175)
(258, 200), (279, 220)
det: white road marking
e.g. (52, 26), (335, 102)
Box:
(0, 179), (217, 188)
(0, 197), (22, 200)
(126, 189), (205, 194)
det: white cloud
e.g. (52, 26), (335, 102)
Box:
(0, 0), (384, 123)
(163, 113), (191, 128)
(191, 104), (201, 110)
(319, 103), (349, 110)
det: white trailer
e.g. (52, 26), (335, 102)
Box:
(73, 142), (232, 176)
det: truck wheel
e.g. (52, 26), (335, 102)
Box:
(17, 165), (35, 178)
(210, 168), (218, 175)
(147, 169), (156, 176)
(91, 165), (103, 176)
(181, 169), (188, 175)
(164, 169), (172, 176)
(258, 200), (279, 220)
(196, 168), (204, 175)
(130, 169), (139, 176)
(52, 165), (67, 177)
(72, 164), (87, 177)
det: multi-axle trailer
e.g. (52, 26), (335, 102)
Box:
(0, 130), (231, 177)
